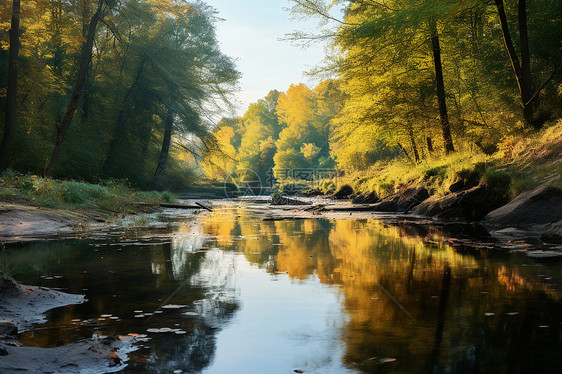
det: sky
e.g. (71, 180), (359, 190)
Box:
(203, 0), (332, 117)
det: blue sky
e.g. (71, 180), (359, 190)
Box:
(204, 0), (331, 116)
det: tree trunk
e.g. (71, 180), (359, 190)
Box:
(103, 58), (146, 176)
(427, 136), (434, 154)
(494, 0), (537, 128)
(429, 19), (455, 154)
(408, 126), (420, 162)
(45, 0), (105, 177)
(0, 0), (21, 172)
(153, 104), (175, 179)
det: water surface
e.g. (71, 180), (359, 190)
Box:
(3, 204), (562, 373)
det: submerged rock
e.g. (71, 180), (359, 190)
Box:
(483, 182), (562, 228)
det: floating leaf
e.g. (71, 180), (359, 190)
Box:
(379, 358), (397, 364)
(162, 304), (188, 309)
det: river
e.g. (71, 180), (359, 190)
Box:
(2, 201), (561, 373)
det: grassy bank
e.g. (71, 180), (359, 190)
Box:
(287, 120), (562, 199)
(0, 172), (176, 215)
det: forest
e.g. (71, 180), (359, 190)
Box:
(202, 0), (562, 196)
(0, 0), (238, 191)
(1, 0), (561, 194)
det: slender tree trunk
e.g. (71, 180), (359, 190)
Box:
(408, 126), (420, 162)
(0, 0), (21, 172)
(494, 0), (537, 128)
(153, 104), (175, 179)
(518, 0), (535, 127)
(429, 19), (455, 154)
(427, 136), (434, 154)
(46, 0), (105, 177)
(103, 58), (145, 176)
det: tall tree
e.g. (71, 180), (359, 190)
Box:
(494, 0), (558, 128)
(45, 0), (105, 177)
(429, 18), (455, 153)
(0, 0), (21, 171)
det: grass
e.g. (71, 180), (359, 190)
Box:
(277, 120), (562, 201)
(348, 120), (562, 198)
(0, 172), (177, 215)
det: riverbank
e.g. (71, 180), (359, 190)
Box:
(269, 121), (562, 248)
(0, 174), (182, 242)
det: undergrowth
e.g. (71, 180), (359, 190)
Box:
(0, 172), (176, 214)
(280, 120), (562, 200)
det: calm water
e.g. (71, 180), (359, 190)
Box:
(3, 203), (562, 373)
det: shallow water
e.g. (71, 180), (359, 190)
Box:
(3, 203), (562, 373)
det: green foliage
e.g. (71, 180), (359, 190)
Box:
(481, 169), (513, 204)
(0, 172), (176, 213)
(0, 0), (239, 191)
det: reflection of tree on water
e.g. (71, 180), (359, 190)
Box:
(202, 212), (562, 374)
(6, 227), (240, 373)
(132, 233), (241, 373)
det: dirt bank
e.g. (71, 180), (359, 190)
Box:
(0, 201), (97, 242)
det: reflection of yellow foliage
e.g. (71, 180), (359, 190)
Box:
(201, 208), (559, 371)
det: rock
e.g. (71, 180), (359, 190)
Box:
(541, 220), (562, 244)
(397, 187), (429, 212)
(371, 187), (429, 213)
(0, 347), (7, 356)
(352, 192), (379, 204)
(412, 186), (502, 221)
(332, 184), (354, 199)
(483, 182), (562, 227)
(370, 194), (401, 212)
(270, 194), (311, 206)
(449, 170), (481, 193)
(0, 321), (17, 336)
(301, 188), (322, 197)
(526, 251), (562, 260)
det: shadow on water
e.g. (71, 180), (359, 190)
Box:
(3, 205), (562, 373)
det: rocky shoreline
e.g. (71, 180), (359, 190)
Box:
(271, 178), (562, 250)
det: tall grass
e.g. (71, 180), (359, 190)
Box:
(0, 172), (176, 213)
(300, 120), (562, 199)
